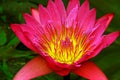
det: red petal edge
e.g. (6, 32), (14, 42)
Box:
(13, 56), (52, 80)
(72, 61), (108, 80)
(10, 24), (39, 53)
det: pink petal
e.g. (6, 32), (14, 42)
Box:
(19, 24), (47, 53)
(67, 0), (80, 14)
(39, 4), (51, 25)
(65, 5), (78, 28)
(21, 14), (43, 34)
(83, 31), (119, 61)
(47, 0), (61, 22)
(22, 14), (45, 44)
(14, 56), (52, 80)
(90, 18), (108, 38)
(72, 61), (108, 80)
(93, 13), (114, 37)
(23, 13), (41, 27)
(101, 31), (119, 48)
(80, 8), (96, 33)
(77, 0), (89, 22)
(54, 0), (66, 23)
(10, 24), (38, 53)
(19, 24), (40, 44)
(31, 8), (41, 24)
(96, 13), (114, 28)
(44, 56), (71, 76)
(87, 18), (108, 46)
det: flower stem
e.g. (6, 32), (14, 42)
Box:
(63, 74), (70, 80)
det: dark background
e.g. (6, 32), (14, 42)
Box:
(0, 0), (120, 80)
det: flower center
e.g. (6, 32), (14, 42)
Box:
(39, 26), (89, 64)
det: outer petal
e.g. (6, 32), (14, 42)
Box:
(23, 13), (42, 28)
(95, 13), (114, 29)
(100, 31), (119, 48)
(77, 0), (89, 22)
(72, 61), (108, 80)
(93, 13), (114, 37)
(22, 13), (45, 36)
(44, 56), (71, 76)
(10, 24), (38, 53)
(67, 0), (80, 14)
(54, 0), (66, 23)
(47, 0), (61, 22)
(18, 24), (42, 46)
(31, 8), (41, 24)
(83, 31), (119, 61)
(14, 56), (52, 80)
(80, 8), (96, 33)
(65, 5), (78, 28)
(39, 4), (51, 25)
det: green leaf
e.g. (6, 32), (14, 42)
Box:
(0, 6), (3, 14)
(7, 36), (20, 47)
(89, 0), (120, 31)
(2, 59), (13, 79)
(0, 30), (7, 46)
(18, 13), (24, 23)
(92, 43), (120, 80)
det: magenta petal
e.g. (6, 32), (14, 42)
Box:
(80, 8), (96, 33)
(65, 5), (78, 28)
(39, 4), (51, 25)
(10, 24), (38, 53)
(31, 8), (41, 24)
(72, 61), (108, 80)
(55, 0), (66, 23)
(67, 0), (80, 14)
(96, 13), (114, 29)
(47, 0), (60, 22)
(84, 31), (119, 61)
(23, 13), (41, 27)
(23, 13), (44, 33)
(92, 31), (119, 57)
(77, 0), (89, 22)
(101, 31), (119, 48)
(93, 13), (114, 37)
(14, 56), (52, 80)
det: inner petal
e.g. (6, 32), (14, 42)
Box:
(39, 26), (90, 64)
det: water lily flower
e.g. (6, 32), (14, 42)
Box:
(10, 0), (119, 80)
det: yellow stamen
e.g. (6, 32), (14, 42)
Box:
(40, 26), (89, 64)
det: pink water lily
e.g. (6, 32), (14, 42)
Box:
(10, 0), (119, 80)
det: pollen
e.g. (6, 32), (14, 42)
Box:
(39, 26), (90, 64)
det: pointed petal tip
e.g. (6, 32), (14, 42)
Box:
(22, 13), (28, 20)
(30, 7), (36, 10)
(104, 13), (114, 26)
(48, 0), (53, 5)
(103, 31), (119, 47)
(38, 4), (43, 10)
(67, 0), (80, 14)
(83, 0), (89, 6)
(13, 56), (52, 80)
(108, 13), (114, 17)
(22, 13), (27, 17)
(106, 13), (114, 20)
(30, 7), (41, 23)
(10, 24), (18, 27)
(30, 7), (38, 14)
(72, 61), (108, 80)
(22, 13), (32, 18)
(10, 24), (19, 31)
(90, 8), (96, 15)
(10, 24), (15, 27)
